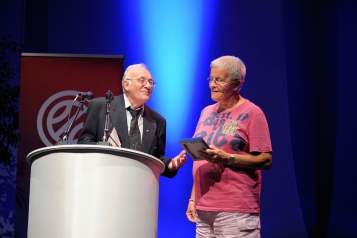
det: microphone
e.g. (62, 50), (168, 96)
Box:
(99, 90), (115, 145)
(106, 90), (114, 102)
(78, 91), (94, 100)
(57, 91), (92, 145)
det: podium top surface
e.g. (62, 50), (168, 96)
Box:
(26, 145), (165, 173)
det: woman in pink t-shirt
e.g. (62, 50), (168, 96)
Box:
(186, 56), (272, 238)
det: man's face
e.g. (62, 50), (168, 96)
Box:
(123, 67), (153, 107)
(209, 67), (237, 102)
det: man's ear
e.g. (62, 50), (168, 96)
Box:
(123, 80), (129, 91)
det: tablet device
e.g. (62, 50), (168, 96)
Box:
(179, 137), (210, 161)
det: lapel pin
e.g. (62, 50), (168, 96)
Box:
(146, 130), (149, 133)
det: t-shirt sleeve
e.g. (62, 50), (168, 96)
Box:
(247, 112), (272, 153)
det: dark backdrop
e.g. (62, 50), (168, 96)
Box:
(1, 0), (357, 237)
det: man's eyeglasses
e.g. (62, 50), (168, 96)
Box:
(207, 77), (230, 85)
(127, 77), (156, 86)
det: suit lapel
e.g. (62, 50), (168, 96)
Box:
(142, 108), (156, 154)
(110, 95), (130, 148)
(110, 94), (156, 153)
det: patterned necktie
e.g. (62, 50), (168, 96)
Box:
(128, 107), (142, 150)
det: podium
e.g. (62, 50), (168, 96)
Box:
(26, 145), (165, 238)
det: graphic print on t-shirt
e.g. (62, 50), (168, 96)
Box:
(194, 110), (248, 152)
(222, 120), (239, 136)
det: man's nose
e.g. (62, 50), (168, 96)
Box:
(143, 80), (153, 88)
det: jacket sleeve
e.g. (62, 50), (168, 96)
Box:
(77, 99), (103, 144)
(156, 118), (178, 178)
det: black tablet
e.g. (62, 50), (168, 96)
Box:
(179, 137), (210, 161)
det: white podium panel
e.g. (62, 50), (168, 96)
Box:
(26, 145), (165, 238)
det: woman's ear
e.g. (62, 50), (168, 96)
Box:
(234, 80), (241, 89)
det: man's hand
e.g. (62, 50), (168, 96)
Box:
(186, 201), (196, 222)
(168, 150), (187, 171)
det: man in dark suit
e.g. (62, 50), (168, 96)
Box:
(78, 64), (186, 178)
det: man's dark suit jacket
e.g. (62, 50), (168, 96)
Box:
(78, 94), (177, 178)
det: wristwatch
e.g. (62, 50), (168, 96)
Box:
(227, 154), (235, 165)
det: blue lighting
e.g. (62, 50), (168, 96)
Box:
(124, 0), (216, 139)
(123, 1), (217, 237)
(141, 1), (202, 136)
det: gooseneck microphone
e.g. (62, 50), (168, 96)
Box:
(78, 91), (94, 100)
(56, 90), (94, 145)
(105, 90), (114, 102)
(99, 90), (114, 146)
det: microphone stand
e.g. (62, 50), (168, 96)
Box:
(98, 90), (114, 146)
(56, 96), (85, 145)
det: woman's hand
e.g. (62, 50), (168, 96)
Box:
(198, 145), (230, 164)
(186, 200), (196, 222)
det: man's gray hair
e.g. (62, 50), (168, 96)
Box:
(210, 56), (246, 83)
(122, 63), (148, 82)
(122, 63), (148, 92)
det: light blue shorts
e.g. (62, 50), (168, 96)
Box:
(196, 210), (261, 238)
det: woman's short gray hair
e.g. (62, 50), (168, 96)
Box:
(210, 56), (246, 83)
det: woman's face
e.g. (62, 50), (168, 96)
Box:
(209, 67), (237, 103)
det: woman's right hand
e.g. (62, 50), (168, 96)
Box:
(186, 201), (196, 222)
